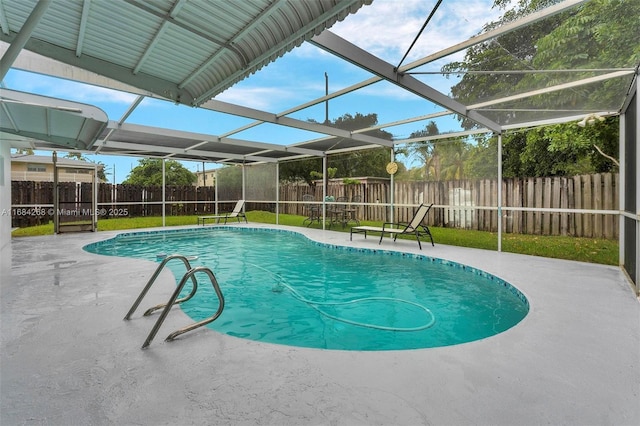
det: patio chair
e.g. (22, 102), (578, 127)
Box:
(302, 194), (321, 226)
(329, 196), (349, 227)
(197, 200), (247, 225)
(350, 203), (434, 249)
(345, 195), (362, 227)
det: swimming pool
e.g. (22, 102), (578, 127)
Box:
(85, 227), (529, 351)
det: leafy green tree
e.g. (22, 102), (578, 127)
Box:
(310, 167), (337, 181)
(279, 157), (322, 186)
(439, 139), (471, 180)
(465, 136), (498, 179)
(442, 0), (630, 177)
(405, 121), (443, 180)
(523, 0), (640, 110)
(403, 122), (479, 181)
(500, 132), (527, 178)
(442, 0), (563, 129)
(328, 147), (390, 178)
(123, 158), (196, 186)
(520, 118), (619, 176)
(279, 112), (393, 183)
(465, 117), (619, 179)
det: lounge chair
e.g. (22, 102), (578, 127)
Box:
(198, 200), (247, 225)
(350, 203), (434, 249)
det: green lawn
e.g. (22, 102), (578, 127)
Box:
(11, 211), (619, 265)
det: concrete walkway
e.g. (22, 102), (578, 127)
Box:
(2, 224), (639, 425)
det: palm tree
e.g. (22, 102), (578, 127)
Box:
(407, 121), (442, 181)
(439, 139), (469, 180)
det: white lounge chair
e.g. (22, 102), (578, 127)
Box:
(198, 200), (247, 225)
(350, 203), (434, 249)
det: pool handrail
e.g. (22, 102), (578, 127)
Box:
(123, 254), (198, 321)
(123, 254), (225, 349)
(142, 266), (225, 349)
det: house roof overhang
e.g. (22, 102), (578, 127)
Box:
(0, 0), (371, 107)
(0, 88), (108, 151)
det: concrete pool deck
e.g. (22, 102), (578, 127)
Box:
(1, 224), (639, 425)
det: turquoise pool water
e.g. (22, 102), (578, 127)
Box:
(85, 227), (529, 351)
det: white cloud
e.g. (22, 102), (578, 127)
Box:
(356, 81), (422, 101)
(53, 82), (138, 104)
(216, 86), (298, 111)
(330, 0), (502, 67)
(9, 71), (138, 104)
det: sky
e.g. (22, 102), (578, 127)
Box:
(3, 0), (504, 183)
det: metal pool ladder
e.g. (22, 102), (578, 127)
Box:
(124, 254), (225, 349)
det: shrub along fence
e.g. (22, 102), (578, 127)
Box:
(11, 173), (618, 238)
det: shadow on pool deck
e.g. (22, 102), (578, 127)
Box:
(2, 223), (639, 425)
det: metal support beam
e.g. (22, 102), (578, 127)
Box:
(2, 37), (194, 104)
(100, 121), (324, 158)
(310, 30), (502, 133)
(275, 163), (280, 224)
(162, 159), (166, 227)
(242, 164), (246, 207)
(0, 43), (153, 96)
(390, 148), (395, 223)
(635, 72), (640, 292)
(92, 139), (278, 163)
(90, 95), (145, 150)
(469, 70), (634, 110)
(76, 0), (91, 57)
(497, 133), (503, 252)
(0, 0), (51, 79)
(201, 98), (394, 147)
(217, 1), (589, 142)
(322, 155), (327, 230)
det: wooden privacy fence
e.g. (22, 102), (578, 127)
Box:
(100, 184), (218, 216)
(11, 183), (217, 227)
(12, 173), (618, 238)
(10, 181), (54, 227)
(279, 173), (619, 239)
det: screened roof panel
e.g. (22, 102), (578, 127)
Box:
(468, 70), (636, 127)
(1, 0), (638, 164)
(426, 0), (640, 128)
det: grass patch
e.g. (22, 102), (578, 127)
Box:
(501, 233), (618, 265)
(11, 211), (618, 265)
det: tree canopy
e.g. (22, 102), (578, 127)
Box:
(395, 115), (620, 181)
(444, 0), (639, 117)
(435, 0), (632, 178)
(123, 158), (196, 186)
(279, 112), (393, 185)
